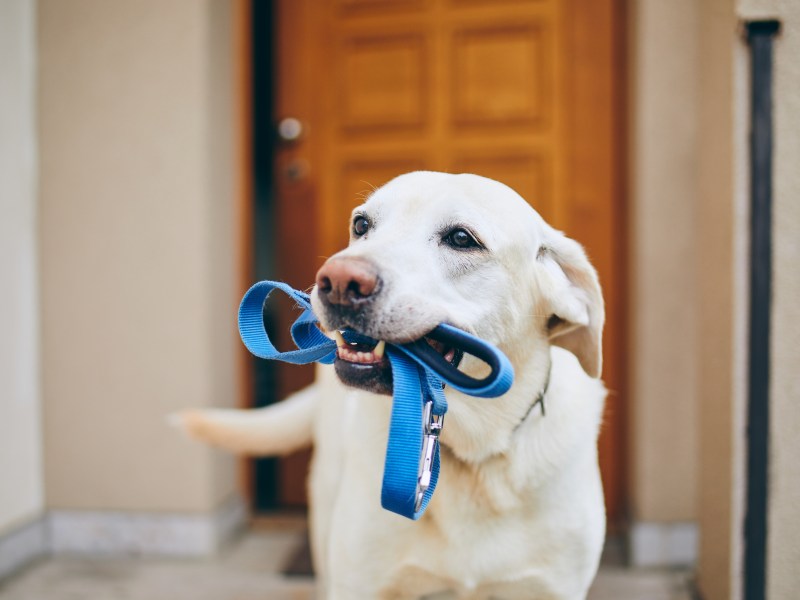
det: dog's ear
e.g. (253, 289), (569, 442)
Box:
(536, 231), (605, 378)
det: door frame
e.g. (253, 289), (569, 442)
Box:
(234, 0), (629, 526)
(233, 0), (254, 505)
(561, 0), (628, 528)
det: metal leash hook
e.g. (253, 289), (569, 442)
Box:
(416, 400), (445, 512)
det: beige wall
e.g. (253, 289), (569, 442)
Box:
(629, 0), (699, 525)
(695, 0), (749, 597)
(0, 0), (44, 535)
(631, 3), (800, 596)
(693, 0), (800, 598)
(38, 0), (239, 513)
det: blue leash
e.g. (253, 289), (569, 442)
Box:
(237, 281), (514, 520)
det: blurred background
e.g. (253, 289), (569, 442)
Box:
(1, 0), (798, 598)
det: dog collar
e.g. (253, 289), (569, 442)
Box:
(237, 280), (514, 520)
(513, 363), (551, 433)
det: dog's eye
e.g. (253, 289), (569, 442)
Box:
(443, 228), (480, 250)
(352, 215), (370, 237)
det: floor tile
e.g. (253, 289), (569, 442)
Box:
(0, 528), (693, 600)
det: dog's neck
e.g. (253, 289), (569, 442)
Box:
(512, 362), (551, 428)
(438, 338), (553, 464)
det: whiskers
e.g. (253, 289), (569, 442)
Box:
(355, 180), (379, 202)
(527, 313), (550, 319)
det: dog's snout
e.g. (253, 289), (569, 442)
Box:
(316, 257), (380, 307)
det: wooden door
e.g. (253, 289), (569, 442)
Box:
(273, 0), (626, 524)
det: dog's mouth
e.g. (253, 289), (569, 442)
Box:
(332, 330), (463, 396)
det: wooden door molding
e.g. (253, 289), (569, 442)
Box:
(562, 0), (628, 528)
(233, 0), (254, 503)
(271, 0), (325, 506)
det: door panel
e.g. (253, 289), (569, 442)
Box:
(339, 34), (428, 131)
(314, 1), (564, 256)
(450, 23), (549, 128)
(272, 0), (626, 524)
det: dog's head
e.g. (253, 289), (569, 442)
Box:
(310, 171), (604, 395)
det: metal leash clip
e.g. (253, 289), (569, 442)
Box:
(415, 400), (445, 512)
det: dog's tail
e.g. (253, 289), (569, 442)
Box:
(169, 383), (318, 456)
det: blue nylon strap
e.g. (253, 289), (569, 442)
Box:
(238, 281), (336, 365)
(237, 280), (513, 520)
(379, 350), (447, 519)
(380, 348), (427, 517)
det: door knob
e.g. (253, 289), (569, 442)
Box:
(277, 117), (304, 142)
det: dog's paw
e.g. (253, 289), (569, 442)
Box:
(166, 409), (211, 442)
(165, 408), (265, 454)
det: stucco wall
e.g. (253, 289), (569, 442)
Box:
(38, 0), (239, 513)
(0, 0), (44, 536)
(695, 0), (749, 597)
(629, 0), (699, 526)
(630, 3), (800, 595)
(694, 0), (800, 598)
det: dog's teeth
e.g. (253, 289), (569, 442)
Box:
(374, 340), (385, 359)
(333, 331), (346, 348)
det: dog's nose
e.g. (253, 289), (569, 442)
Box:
(316, 257), (380, 307)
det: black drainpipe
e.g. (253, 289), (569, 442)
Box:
(743, 19), (780, 600)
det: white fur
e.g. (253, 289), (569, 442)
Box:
(173, 172), (607, 599)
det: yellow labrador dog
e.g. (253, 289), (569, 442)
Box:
(175, 172), (607, 599)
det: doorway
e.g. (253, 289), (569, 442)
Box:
(246, 0), (627, 525)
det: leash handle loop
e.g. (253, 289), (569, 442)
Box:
(238, 281), (336, 365)
(398, 323), (514, 399)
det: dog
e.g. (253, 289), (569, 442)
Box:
(175, 171), (607, 599)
